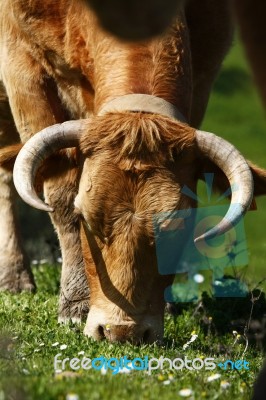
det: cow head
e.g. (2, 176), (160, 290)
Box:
(12, 104), (258, 343)
(75, 112), (197, 343)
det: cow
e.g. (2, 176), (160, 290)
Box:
(0, 0), (266, 343)
(84, 0), (266, 110)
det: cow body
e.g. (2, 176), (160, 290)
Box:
(85, 0), (266, 111)
(2, 0), (265, 343)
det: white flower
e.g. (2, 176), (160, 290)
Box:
(101, 367), (107, 375)
(178, 388), (193, 397)
(193, 274), (204, 283)
(60, 344), (67, 350)
(39, 343), (45, 347)
(57, 257), (63, 263)
(207, 373), (221, 382)
(66, 394), (79, 400)
(32, 260), (39, 265)
(118, 367), (131, 374)
(34, 349), (40, 352)
(40, 259), (48, 264)
(78, 351), (85, 355)
(221, 381), (230, 389)
(183, 334), (198, 349)
(55, 369), (63, 374)
(52, 342), (59, 347)
(163, 380), (171, 385)
(22, 369), (30, 375)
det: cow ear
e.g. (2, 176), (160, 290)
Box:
(248, 161), (266, 196)
(0, 143), (23, 171)
(197, 157), (266, 197)
(0, 143), (44, 194)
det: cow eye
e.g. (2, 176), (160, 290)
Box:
(160, 217), (185, 232)
(158, 209), (192, 232)
(81, 218), (107, 249)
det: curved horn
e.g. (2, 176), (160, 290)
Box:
(13, 120), (89, 212)
(194, 130), (253, 243)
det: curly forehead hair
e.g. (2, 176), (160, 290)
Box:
(80, 112), (196, 171)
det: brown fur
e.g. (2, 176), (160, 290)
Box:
(87, 0), (266, 113)
(0, 144), (23, 171)
(80, 112), (196, 170)
(1, 0), (266, 342)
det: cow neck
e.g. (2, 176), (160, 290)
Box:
(98, 94), (187, 122)
(92, 10), (192, 120)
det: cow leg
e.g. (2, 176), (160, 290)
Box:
(44, 169), (90, 323)
(0, 82), (35, 292)
(0, 47), (89, 320)
(186, 0), (234, 128)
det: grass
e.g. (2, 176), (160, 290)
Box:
(0, 265), (265, 400)
(1, 38), (266, 400)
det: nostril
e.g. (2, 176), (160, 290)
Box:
(94, 324), (153, 344)
(97, 325), (105, 339)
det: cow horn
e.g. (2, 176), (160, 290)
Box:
(13, 120), (89, 212)
(194, 130), (253, 242)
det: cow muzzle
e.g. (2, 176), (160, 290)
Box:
(84, 307), (164, 344)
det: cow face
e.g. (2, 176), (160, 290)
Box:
(75, 153), (197, 343)
(73, 113), (197, 343)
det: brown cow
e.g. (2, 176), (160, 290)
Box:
(1, 0), (266, 343)
(85, 0), (266, 110)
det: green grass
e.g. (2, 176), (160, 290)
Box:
(1, 39), (266, 400)
(0, 265), (265, 400)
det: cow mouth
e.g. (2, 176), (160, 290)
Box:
(88, 323), (159, 344)
(12, 118), (253, 243)
(83, 306), (164, 344)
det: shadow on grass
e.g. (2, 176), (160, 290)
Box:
(167, 287), (266, 349)
(200, 289), (266, 345)
(213, 66), (251, 95)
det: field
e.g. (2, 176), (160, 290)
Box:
(203, 38), (266, 289)
(1, 38), (266, 400)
